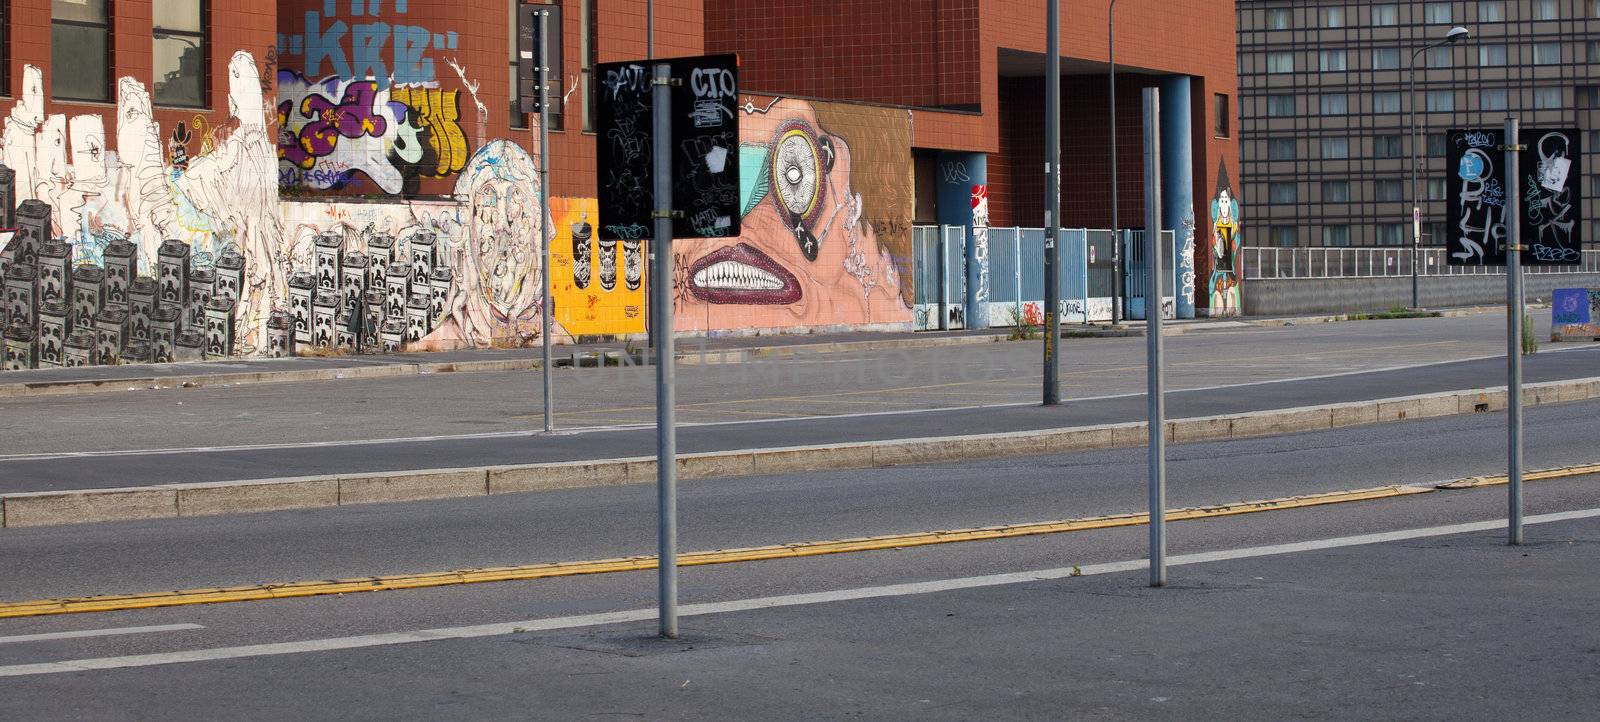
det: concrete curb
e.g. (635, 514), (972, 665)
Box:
(6, 376), (1597, 529)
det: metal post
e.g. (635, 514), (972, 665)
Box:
(539, 9), (554, 433)
(1143, 87), (1166, 587)
(1108, 0), (1121, 323)
(1408, 46), (1422, 309)
(1044, 0), (1061, 405)
(1504, 116), (1523, 546)
(651, 61), (678, 637)
(644, 1), (655, 352)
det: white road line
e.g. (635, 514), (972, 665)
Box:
(0, 624), (204, 646)
(3, 508), (1596, 678)
(1, 348), (1595, 464)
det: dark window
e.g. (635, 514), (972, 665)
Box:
(1269, 182), (1298, 204)
(1375, 135), (1403, 158)
(1375, 179), (1404, 201)
(580, 0), (595, 132)
(1267, 138), (1296, 160)
(1322, 180), (1350, 202)
(1214, 94), (1229, 137)
(1266, 8), (1291, 30)
(1270, 226), (1298, 247)
(1322, 225), (1350, 246)
(1427, 135), (1447, 157)
(1266, 94), (1296, 117)
(154, 1), (207, 108)
(52, 0), (112, 102)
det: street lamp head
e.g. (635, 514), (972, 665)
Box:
(1445, 26), (1470, 43)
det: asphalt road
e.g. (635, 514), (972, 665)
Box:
(2, 341), (1596, 493)
(0, 310), (1564, 456)
(0, 422), (1596, 717)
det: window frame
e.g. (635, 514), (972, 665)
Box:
(1533, 87), (1562, 110)
(1319, 49), (1348, 72)
(1532, 42), (1561, 66)
(152, 0), (209, 109)
(1267, 51), (1295, 74)
(1321, 180), (1350, 203)
(1374, 135), (1403, 159)
(1372, 91), (1401, 114)
(1320, 93), (1349, 115)
(1320, 136), (1350, 160)
(1371, 4), (1398, 26)
(1267, 138), (1296, 161)
(1480, 1), (1506, 22)
(1424, 3), (1452, 24)
(1480, 88), (1508, 111)
(1266, 8), (1291, 30)
(1266, 94), (1296, 117)
(1323, 6), (1345, 28)
(1479, 44), (1507, 67)
(1321, 225), (1351, 247)
(1372, 47), (1401, 70)
(1269, 226), (1298, 247)
(1375, 179), (1404, 202)
(1269, 182), (1298, 204)
(51, 0), (114, 103)
(1533, 0), (1559, 20)
(1213, 93), (1230, 138)
(1425, 90), (1455, 113)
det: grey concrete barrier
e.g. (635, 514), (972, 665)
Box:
(5, 376), (1597, 528)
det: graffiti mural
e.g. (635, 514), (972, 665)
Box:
(673, 98), (912, 332)
(276, 71), (468, 194)
(277, 0), (458, 87)
(1550, 287), (1600, 341)
(1209, 163), (1241, 316)
(551, 197), (646, 337)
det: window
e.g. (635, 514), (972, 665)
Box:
(1426, 90), (1455, 112)
(1267, 8), (1291, 30)
(1372, 48), (1401, 70)
(1533, 43), (1561, 65)
(1320, 93), (1349, 114)
(1322, 225), (1351, 246)
(1267, 138), (1297, 160)
(1428, 135), (1447, 156)
(52, 0), (111, 102)
(1424, 3), (1451, 23)
(1323, 6), (1346, 27)
(1270, 226), (1298, 247)
(1322, 180), (1350, 202)
(1266, 94), (1296, 117)
(509, 1), (565, 131)
(1480, 1), (1505, 22)
(1372, 4), (1398, 25)
(1480, 89), (1508, 111)
(1373, 92), (1401, 113)
(1214, 94), (1230, 137)
(1534, 0), (1559, 20)
(1592, 0), (1600, 18)
(1588, 41), (1600, 63)
(1479, 45), (1507, 66)
(1426, 46), (1452, 68)
(1375, 135), (1403, 158)
(1427, 178), (1448, 201)
(1376, 223), (1406, 245)
(1578, 86), (1600, 109)
(580, 0), (596, 132)
(153, 2), (206, 107)
(0, 2), (7, 96)
(1534, 87), (1562, 109)
(1321, 137), (1350, 159)
(1319, 50), (1348, 71)
(1268, 52), (1295, 73)
(1269, 183), (1298, 204)
(1376, 179), (1404, 201)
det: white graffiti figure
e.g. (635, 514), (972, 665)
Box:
(970, 184), (990, 305)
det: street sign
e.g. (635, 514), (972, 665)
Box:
(595, 54), (740, 241)
(517, 4), (561, 114)
(1443, 127), (1582, 266)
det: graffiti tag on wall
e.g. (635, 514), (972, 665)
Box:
(277, 71), (468, 194)
(278, 0), (458, 87)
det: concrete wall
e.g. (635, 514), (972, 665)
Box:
(1243, 273), (1600, 317)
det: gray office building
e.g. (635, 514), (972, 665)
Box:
(1238, 0), (1599, 247)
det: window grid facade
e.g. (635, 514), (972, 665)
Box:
(1239, 0), (1600, 247)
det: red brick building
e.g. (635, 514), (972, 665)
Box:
(0, 1), (1236, 371)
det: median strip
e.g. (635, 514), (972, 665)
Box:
(4, 376), (1598, 529)
(5, 466), (1596, 619)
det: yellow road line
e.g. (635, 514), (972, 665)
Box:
(2, 466), (1595, 619)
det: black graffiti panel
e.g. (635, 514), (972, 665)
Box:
(1445, 127), (1583, 266)
(595, 54), (740, 242)
(1522, 129), (1581, 265)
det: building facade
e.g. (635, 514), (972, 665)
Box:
(1239, 0), (1600, 248)
(0, 1), (1237, 371)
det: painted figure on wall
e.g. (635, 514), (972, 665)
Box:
(1209, 164), (1241, 316)
(673, 98), (912, 332)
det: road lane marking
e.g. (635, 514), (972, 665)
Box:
(0, 624), (203, 645)
(1, 348), (1594, 463)
(3, 507), (1597, 678)
(3, 464), (1596, 620)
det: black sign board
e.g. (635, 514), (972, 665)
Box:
(595, 54), (740, 241)
(1444, 127), (1583, 265)
(517, 5), (561, 114)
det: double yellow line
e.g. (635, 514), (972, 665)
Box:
(3, 464), (1596, 620)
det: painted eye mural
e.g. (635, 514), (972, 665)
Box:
(769, 121), (829, 262)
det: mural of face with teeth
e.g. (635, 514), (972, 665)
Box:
(675, 99), (909, 332)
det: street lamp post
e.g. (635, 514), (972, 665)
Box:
(1408, 25), (1470, 309)
(1108, 0), (1121, 324)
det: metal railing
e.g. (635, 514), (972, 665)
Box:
(1241, 246), (1600, 280)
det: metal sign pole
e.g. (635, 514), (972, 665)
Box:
(1143, 87), (1166, 587)
(538, 9), (554, 434)
(1043, 0), (1061, 405)
(651, 61), (679, 639)
(1504, 116), (1524, 545)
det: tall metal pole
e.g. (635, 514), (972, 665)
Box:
(1504, 116), (1523, 546)
(1108, 0), (1121, 324)
(1044, 0), (1062, 405)
(651, 61), (678, 638)
(1408, 46), (1422, 310)
(539, 9), (554, 433)
(645, 1), (656, 351)
(1143, 87), (1166, 587)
